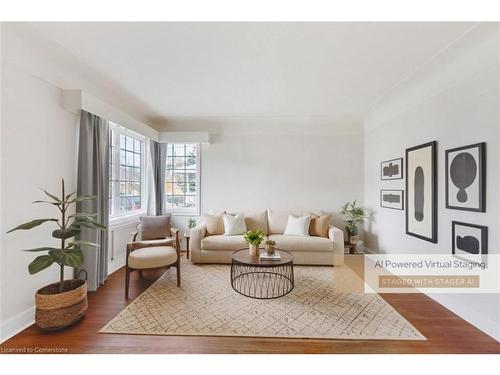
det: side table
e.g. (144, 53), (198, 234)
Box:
(344, 241), (358, 255)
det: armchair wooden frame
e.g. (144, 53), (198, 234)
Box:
(125, 227), (181, 299)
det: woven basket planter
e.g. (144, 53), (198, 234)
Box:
(35, 279), (88, 330)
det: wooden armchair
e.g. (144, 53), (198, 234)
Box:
(125, 216), (181, 299)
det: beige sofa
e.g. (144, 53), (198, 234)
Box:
(190, 210), (344, 266)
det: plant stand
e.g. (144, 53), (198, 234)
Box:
(344, 241), (359, 255)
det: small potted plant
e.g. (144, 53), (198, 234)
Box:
(7, 179), (106, 330)
(187, 217), (197, 229)
(341, 200), (367, 244)
(264, 240), (276, 255)
(243, 230), (264, 257)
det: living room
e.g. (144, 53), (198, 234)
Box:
(0, 0), (499, 370)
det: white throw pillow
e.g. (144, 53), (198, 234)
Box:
(223, 214), (247, 236)
(284, 215), (311, 237)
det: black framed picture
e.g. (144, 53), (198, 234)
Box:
(452, 221), (488, 262)
(380, 190), (404, 210)
(445, 142), (486, 212)
(381, 158), (403, 180)
(405, 141), (437, 243)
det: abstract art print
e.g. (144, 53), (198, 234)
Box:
(380, 190), (404, 210)
(452, 221), (488, 262)
(405, 141), (437, 243)
(446, 142), (486, 212)
(381, 158), (403, 180)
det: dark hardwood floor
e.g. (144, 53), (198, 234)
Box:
(2, 254), (500, 354)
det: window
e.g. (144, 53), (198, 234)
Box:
(165, 144), (200, 214)
(109, 123), (146, 219)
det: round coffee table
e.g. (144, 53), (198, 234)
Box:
(230, 248), (294, 299)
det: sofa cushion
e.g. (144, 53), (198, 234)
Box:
(201, 235), (248, 251)
(223, 214), (247, 236)
(243, 210), (268, 234)
(268, 234), (333, 252)
(128, 246), (177, 269)
(284, 215), (311, 237)
(226, 210), (268, 234)
(140, 215), (171, 240)
(267, 210), (321, 234)
(203, 213), (225, 235)
(309, 214), (331, 238)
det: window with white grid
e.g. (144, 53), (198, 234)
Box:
(165, 144), (200, 214)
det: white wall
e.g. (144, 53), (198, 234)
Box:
(108, 222), (137, 275)
(363, 24), (500, 341)
(159, 117), (365, 237)
(0, 26), (155, 341)
(0, 56), (79, 341)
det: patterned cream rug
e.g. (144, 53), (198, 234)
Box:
(100, 258), (425, 340)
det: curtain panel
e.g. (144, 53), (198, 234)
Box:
(150, 140), (167, 215)
(76, 110), (110, 291)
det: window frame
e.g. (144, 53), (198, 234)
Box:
(108, 122), (147, 223)
(165, 143), (201, 216)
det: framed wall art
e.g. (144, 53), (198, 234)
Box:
(380, 190), (404, 210)
(405, 141), (437, 243)
(452, 221), (488, 262)
(381, 158), (403, 180)
(445, 142), (486, 212)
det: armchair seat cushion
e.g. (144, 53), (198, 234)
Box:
(201, 235), (247, 251)
(129, 238), (175, 251)
(128, 246), (178, 269)
(134, 238), (174, 246)
(268, 234), (333, 252)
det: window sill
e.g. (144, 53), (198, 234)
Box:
(109, 211), (146, 229)
(166, 209), (200, 217)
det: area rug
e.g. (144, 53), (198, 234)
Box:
(100, 258), (425, 340)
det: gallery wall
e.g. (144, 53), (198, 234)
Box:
(363, 24), (500, 340)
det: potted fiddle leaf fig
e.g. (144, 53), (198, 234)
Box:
(341, 200), (367, 244)
(7, 179), (106, 330)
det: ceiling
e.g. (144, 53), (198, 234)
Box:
(19, 22), (476, 125)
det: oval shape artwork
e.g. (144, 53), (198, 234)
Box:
(450, 152), (477, 203)
(414, 166), (424, 222)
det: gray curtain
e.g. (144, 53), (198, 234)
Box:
(77, 110), (110, 291)
(150, 140), (167, 215)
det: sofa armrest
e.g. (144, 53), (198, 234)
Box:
(190, 224), (207, 263)
(328, 225), (345, 266)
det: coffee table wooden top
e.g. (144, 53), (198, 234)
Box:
(232, 248), (293, 267)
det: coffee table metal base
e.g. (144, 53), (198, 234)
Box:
(230, 262), (294, 299)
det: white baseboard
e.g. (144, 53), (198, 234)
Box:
(0, 305), (35, 344)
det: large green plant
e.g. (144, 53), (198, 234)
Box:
(7, 179), (106, 292)
(340, 200), (367, 236)
(243, 230), (264, 245)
